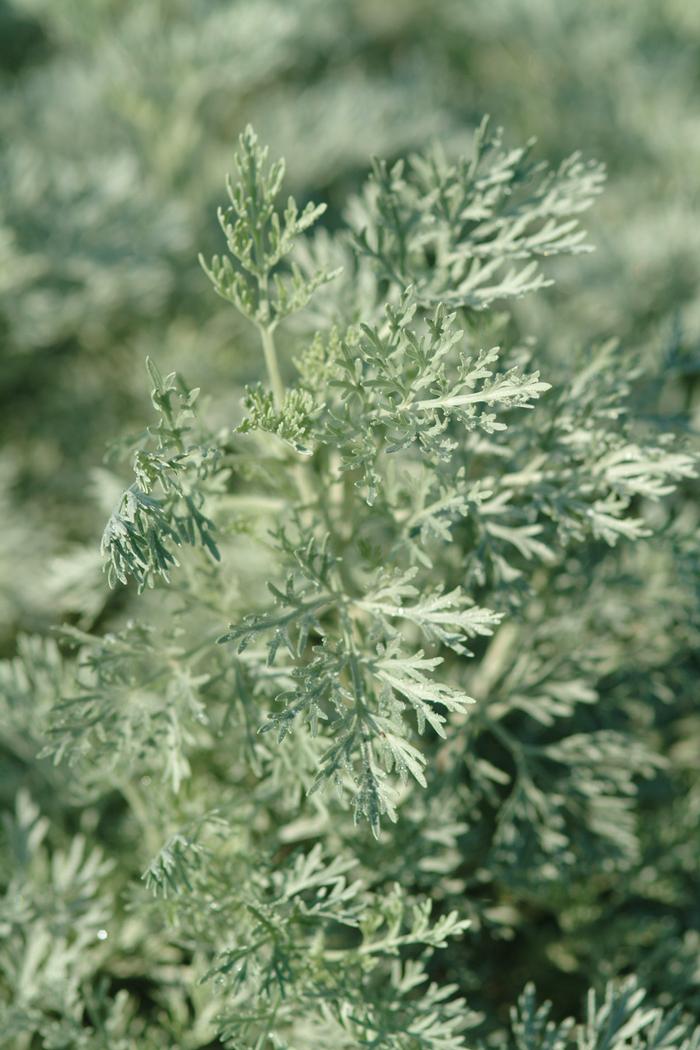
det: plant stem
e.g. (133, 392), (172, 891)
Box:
(258, 323), (285, 411)
(434, 620), (520, 773)
(469, 620), (519, 702)
(119, 778), (159, 854)
(257, 322), (316, 511)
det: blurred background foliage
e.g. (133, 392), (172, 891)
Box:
(2, 0), (699, 643)
(1, 0), (699, 1034)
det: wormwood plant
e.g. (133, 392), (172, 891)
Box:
(2, 124), (699, 1046)
(103, 122), (613, 829)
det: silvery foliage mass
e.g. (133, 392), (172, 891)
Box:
(2, 116), (699, 1047)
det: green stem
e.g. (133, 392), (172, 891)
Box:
(255, 996), (281, 1050)
(434, 620), (519, 773)
(258, 323), (286, 411)
(257, 322), (316, 511)
(293, 462), (316, 511)
(323, 935), (417, 961)
(469, 620), (519, 702)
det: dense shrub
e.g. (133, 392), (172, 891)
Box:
(1, 3), (699, 1046)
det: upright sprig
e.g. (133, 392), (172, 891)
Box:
(101, 358), (222, 592)
(200, 124), (339, 409)
(350, 116), (606, 309)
